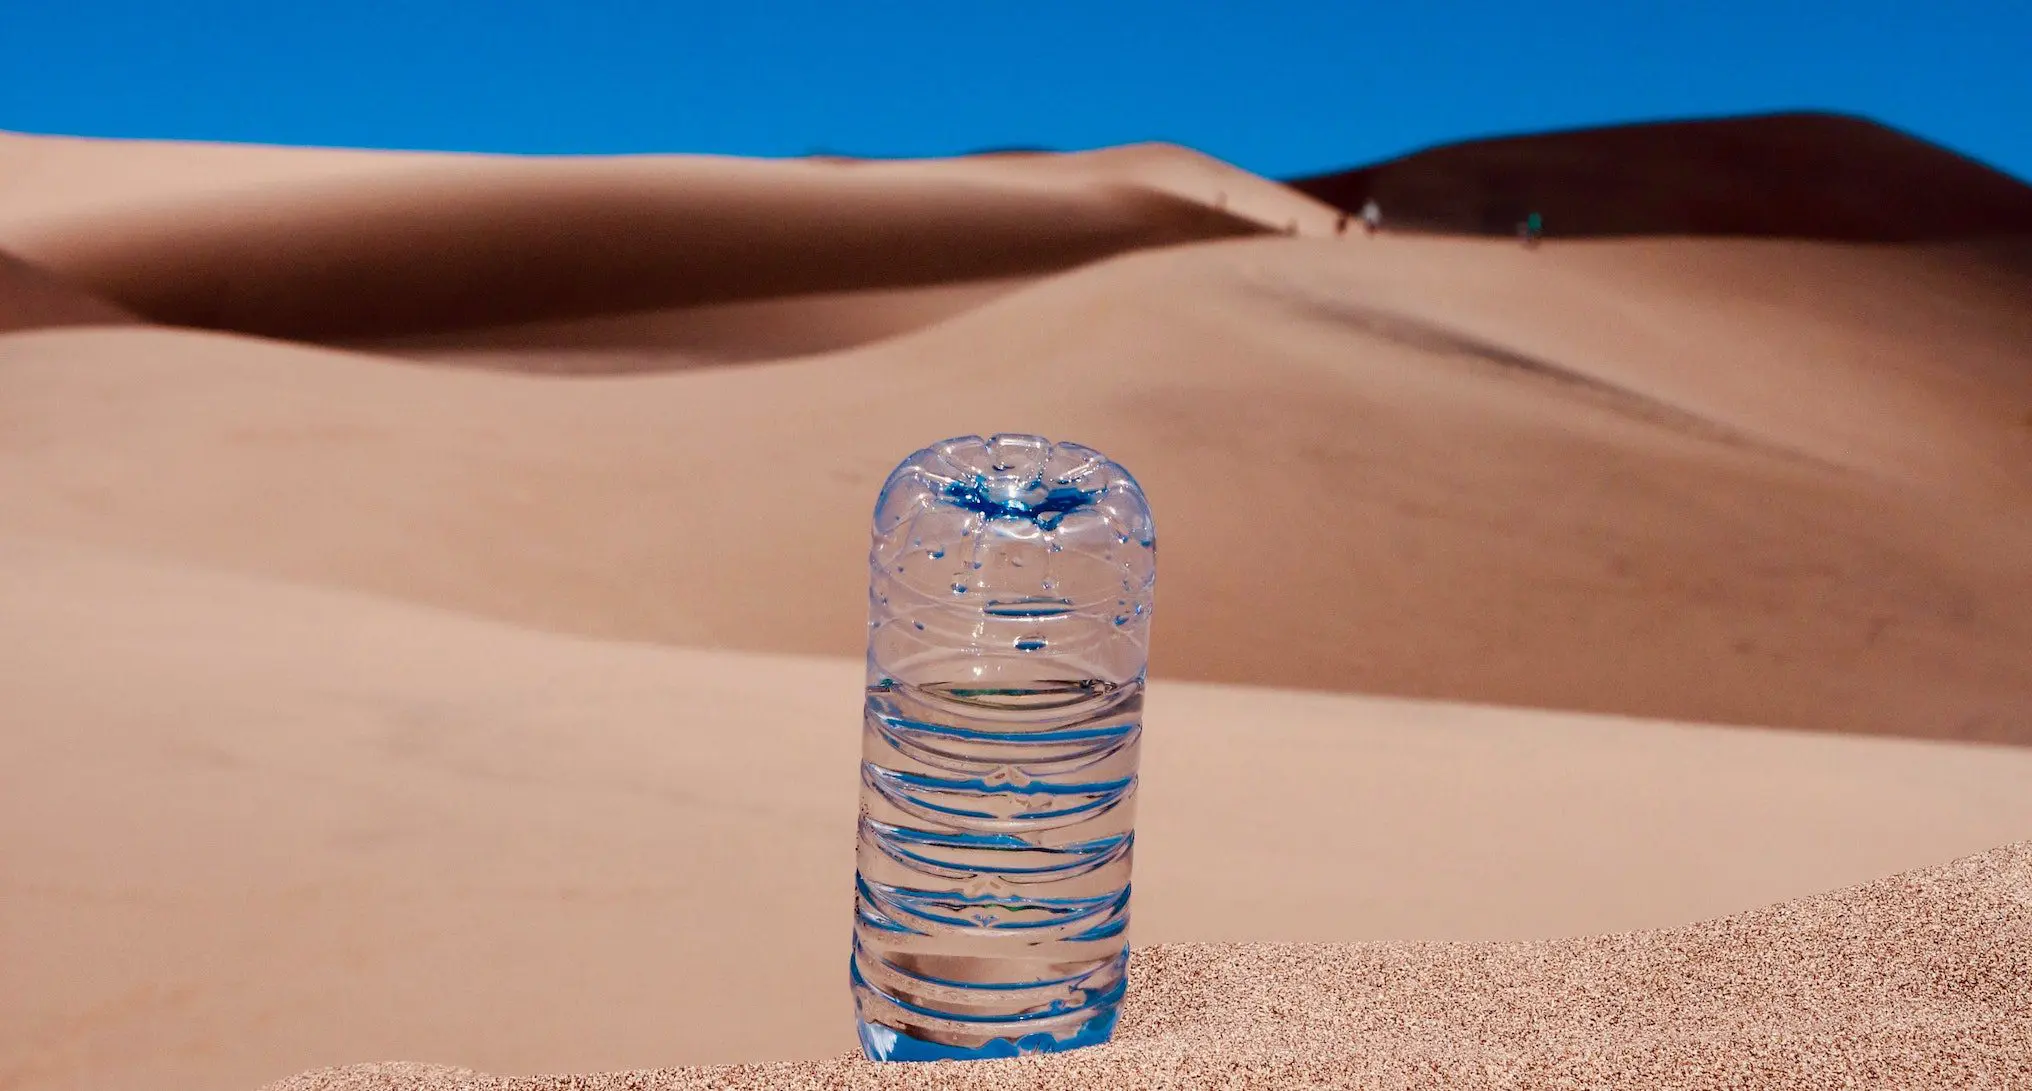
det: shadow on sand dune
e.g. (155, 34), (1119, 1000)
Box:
(16, 160), (1265, 346)
(1290, 112), (2032, 241)
(0, 249), (138, 335)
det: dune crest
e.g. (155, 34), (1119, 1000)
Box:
(7, 164), (1256, 342)
(1292, 111), (2032, 240)
(0, 133), (1278, 353)
(912, 141), (1347, 237)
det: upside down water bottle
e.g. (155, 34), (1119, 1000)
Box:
(851, 433), (1157, 1061)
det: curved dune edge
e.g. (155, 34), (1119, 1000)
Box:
(265, 841), (2032, 1090)
(341, 143), (1349, 372)
(353, 276), (1036, 374)
(16, 168), (1262, 342)
(0, 249), (138, 334)
(0, 134), (1286, 348)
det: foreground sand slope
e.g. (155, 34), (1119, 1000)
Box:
(265, 842), (2032, 1091)
(7, 536), (2032, 1091)
(3, 234), (2028, 739)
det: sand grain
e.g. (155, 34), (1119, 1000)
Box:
(266, 842), (2032, 1090)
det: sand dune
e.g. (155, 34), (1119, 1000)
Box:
(3, 126), (2031, 1091)
(353, 144), (1343, 371)
(4, 234), (2027, 741)
(1291, 112), (2032, 239)
(905, 142), (1347, 237)
(0, 249), (136, 334)
(3, 160), (1256, 343)
(267, 842), (2032, 1089)
(8, 534), (2032, 1091)
(0, 130), (470, 230)
(0, 133), (1295, 354)
(357, 278), (1033, 374)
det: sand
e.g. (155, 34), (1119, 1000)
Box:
(3, 236), (2029, 740)
(266, 841), (2032, 1090)
(0, 248), (136, 334)
(0, 137), (1290, 346)
(9, 535), (2032, 1091)
(2, 125), (2030, 1091)
(1290, 111), (2032, 239)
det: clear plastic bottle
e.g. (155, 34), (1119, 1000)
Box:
(852, 433), (1156, 1061)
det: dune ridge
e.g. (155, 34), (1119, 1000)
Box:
(265, 841), (2032, 1090)
(1291, 111), (2032, 240)
(0, 133), (1323, 356)
(4, 162), (1258, 341)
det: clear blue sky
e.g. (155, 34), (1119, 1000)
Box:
(5, 0), (2028, 181)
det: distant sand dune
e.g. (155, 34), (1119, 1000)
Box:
(0, 130), (473, 228)
(918, 141), (1348, 238)
(1291, 112), (2032, 240)
(355, 278), (1032, 374)
(0, 134), (1304, 354)
(4, 163), (1259, 342)
(0, 249), (136, 334)
(1231, 235), (2032, 502)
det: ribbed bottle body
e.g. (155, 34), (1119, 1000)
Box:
(853, 434), (1155, 1062)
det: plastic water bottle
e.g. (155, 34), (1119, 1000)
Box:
(851, 434), (1156, 1061)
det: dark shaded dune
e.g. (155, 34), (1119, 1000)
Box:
(21, 160), (1265, 343)
(1939, 234), (2032, 280)
(355, 278), (1028, 375)
(0, 249), (139, 334)
(1290, 112), (2032, 240)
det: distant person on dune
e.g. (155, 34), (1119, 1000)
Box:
(1335, 213), (1350, 237)
(1519, 211), (1543, 248)
(1361, 199), (1382, 235)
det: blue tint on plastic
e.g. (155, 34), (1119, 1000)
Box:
(941, 480), (1100, 529)
(853, 435), (1154, 1063)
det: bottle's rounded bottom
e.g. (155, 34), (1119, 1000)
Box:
(850, 948), (1126, 1063)
(855, 1006), (1120, 1062)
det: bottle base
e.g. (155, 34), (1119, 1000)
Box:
(856, 1007), (1120, 1062)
